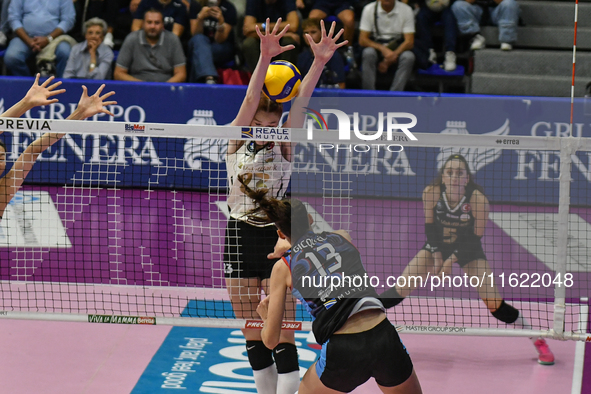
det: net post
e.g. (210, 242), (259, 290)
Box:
(553, 138), (577, 338)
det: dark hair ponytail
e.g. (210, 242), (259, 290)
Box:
(237, 174), (310, 241)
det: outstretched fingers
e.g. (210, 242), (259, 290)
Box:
(94, 84), (106, 97)
(327, 21), (336, 39)
(99, 90), (116, 101)
(40, 74), (55, 88)
(100, 104), (117, 117)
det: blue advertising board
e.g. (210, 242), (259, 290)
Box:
(0, 77), (589, 205)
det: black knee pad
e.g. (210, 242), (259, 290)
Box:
(273, 343), (299, 374)
(246, 340), (274, 371)
(491, 300), (519, 324)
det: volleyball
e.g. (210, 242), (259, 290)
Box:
(426, 0), (449, 12)
(262, 60), (301, 103)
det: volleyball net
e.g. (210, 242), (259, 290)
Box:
(0, 96), (589, 342)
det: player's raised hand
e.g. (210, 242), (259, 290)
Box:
(257, 18), (295, 59)
(22, 74), (66, 108)
(307, 20), (348, 65)
(71, 84), (117, 120)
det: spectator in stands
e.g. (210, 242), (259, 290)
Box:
(0, 0), (11, 46)
(297, 18), (345, 88)
(72, 0), (117, 48)
(451, 0), (519, 51)
(308, 0), (355, 66)
(64, 18), (114, 80)
(242, 0), (300, 73)
(188, 0), (237, 84)
(415, 0), (458, 71)
(358, 0), (415, 91)
(114, 8), (186, 82)
(132, 0), (188, 38)
(5, 0), (76, 78)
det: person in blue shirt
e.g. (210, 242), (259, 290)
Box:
(5, 0), (76, 77)
(132, 0), (188, 38)
(238, 180), (423, 394)
(297, 18), (345, 88)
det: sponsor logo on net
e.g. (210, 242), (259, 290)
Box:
(125, 123), (146, 133)
(241, 127), (290, 141)
(0, 118), (51, 131)
(88, 314), (156, 325)
(400, 325), (467, 333)
(303, 107), (417, 152)
(245, 320), (302, 330)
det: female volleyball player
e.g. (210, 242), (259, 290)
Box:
(381, 153), (555, 365)
(0, 76), (116, 219)
(237, 178), (423, 394)
(224, 18), (347, 394)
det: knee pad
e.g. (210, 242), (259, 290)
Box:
(273, 343), (299, 374)
(246, 340), (274, 371)
(491, 300), (519, 324)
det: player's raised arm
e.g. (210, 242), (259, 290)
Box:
(0, 74), (65, 122)
(231, 18), (294, 129)
(283, 20), (347, 129)
(0, 85), (116, 218)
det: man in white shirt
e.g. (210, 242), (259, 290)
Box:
(358, 0), (415, 91)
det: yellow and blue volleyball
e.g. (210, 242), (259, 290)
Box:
(262, 61), (302, 103)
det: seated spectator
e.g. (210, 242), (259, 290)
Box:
(114, 8), (186, 82)
(64, 18), (114, 80)
(242, 0), (300, 73)
(308, 0), (355, 64)
(72, 0), (118, 47)
(0, 0), (11, 46)
(132, 0), (188, 38)
(415, 0), (458, 71)
(5, 0), (76, 78)
(297, 18), (345, 88)
(188, 0), (237, 84)
(451, 0), (519, 51)
(358, 0), (415, 92)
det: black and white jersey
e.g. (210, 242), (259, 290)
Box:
(226, 141), (290, 226)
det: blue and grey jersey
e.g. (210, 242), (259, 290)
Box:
(283, 231), (382, 344)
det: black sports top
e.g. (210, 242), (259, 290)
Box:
(433, 184), (477, 245)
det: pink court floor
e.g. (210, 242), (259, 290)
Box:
(0, 318), (584, 394)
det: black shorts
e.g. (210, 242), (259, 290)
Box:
(315, 319), (414, 392)
(422, 242), (487, 268)
(223, 218), (278, 279)
(312, 0), (354, 16)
